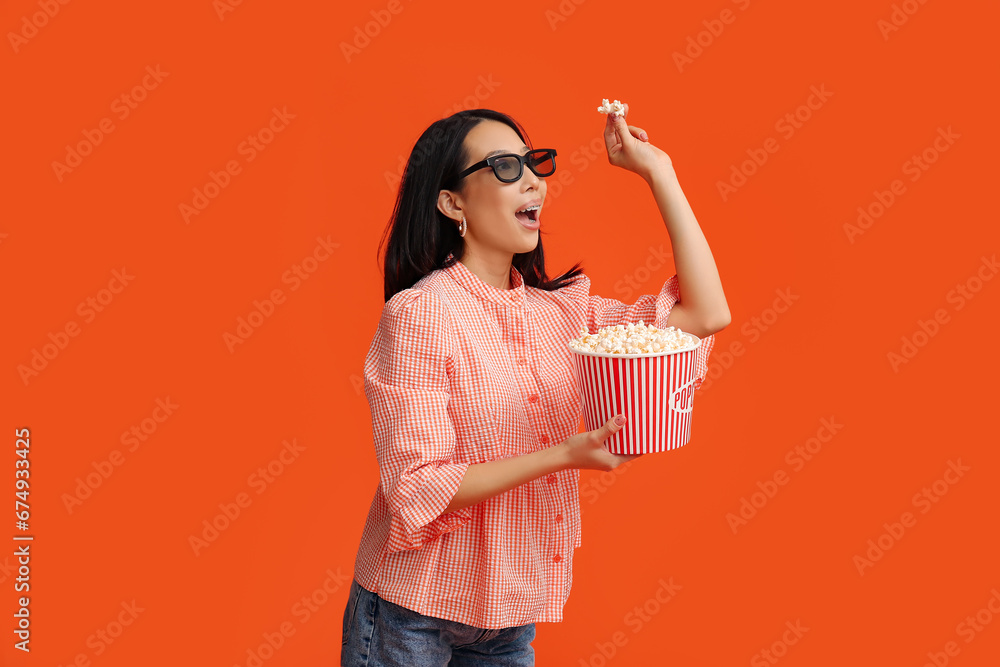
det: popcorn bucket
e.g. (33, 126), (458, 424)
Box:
(568, 338), (703, 455)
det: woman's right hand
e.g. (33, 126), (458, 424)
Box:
(559, 415), (643, 472)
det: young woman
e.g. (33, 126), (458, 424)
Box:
(341, 106), (730, 666)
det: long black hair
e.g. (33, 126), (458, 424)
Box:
(378, 109), (585, 302)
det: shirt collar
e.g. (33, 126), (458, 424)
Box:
(443, 255), (527, 307)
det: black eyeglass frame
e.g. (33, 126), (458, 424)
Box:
(455, 148), (558, 184)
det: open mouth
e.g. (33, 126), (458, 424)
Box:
(514, 204), (541, 226)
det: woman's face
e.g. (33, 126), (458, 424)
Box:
(438, 120), (547, 262)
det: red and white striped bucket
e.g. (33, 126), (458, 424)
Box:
(568, 338), (703, 454)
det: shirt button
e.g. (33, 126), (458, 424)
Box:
(517, 357), (526, 366)
(539, 434), (550, 444)
(553, 554), (563, 563)
(546, 474), (557, 484)
(528, 394), (539, 403)
(555, 514), (563, 523)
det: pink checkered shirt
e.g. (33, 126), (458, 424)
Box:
(351, 258), (714, 629)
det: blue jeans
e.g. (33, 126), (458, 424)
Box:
(341, 579), (536, 666)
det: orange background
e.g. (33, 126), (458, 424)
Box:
(3, 0), (1000, 665)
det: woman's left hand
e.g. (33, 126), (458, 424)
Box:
(603, 103), (672, 180)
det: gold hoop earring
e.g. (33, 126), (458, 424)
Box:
(459, 216), (467, 238)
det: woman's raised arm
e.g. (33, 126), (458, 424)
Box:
(603, 104), (730, 336)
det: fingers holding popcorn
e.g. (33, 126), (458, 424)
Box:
(611, 109), (648, 143)
(597, 98), (670, 178)
(599, 100), (641, 137)
(602, 104), (628, 149)
(601, 100), (644, 167)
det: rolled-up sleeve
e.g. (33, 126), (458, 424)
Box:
(363, 289), (473, 553)
(576, 274), (715, 391)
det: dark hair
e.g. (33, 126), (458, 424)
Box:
(378, 109), (584, 302)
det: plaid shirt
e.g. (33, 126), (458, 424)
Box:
(351, 258), (714, 629)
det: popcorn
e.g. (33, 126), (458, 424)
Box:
(597, 98), (627, 116)
(569, 321), (698, 356)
